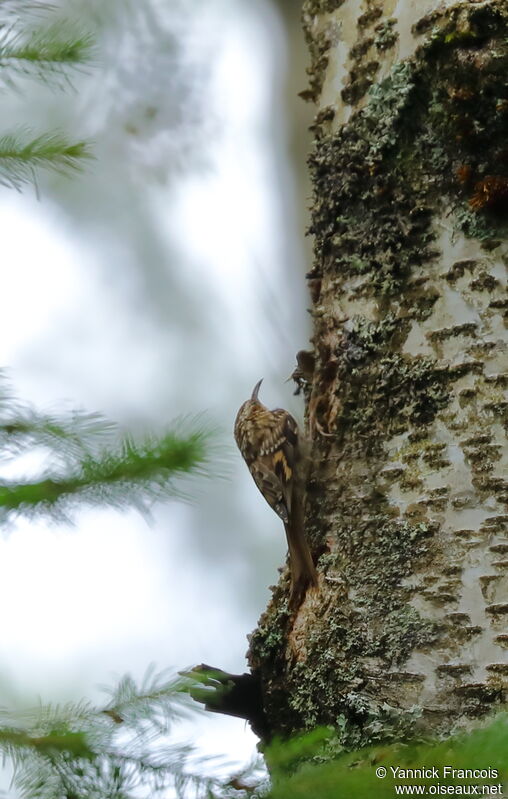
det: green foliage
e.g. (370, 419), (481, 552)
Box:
(0, 373), (213, 521)
(0, 382), (116, 458)
(0, 668), (261, 799)
(0, 3), (93, 191)
(260, 715), (508, 799)
(0, 130), (92, 190)
(4, 689), (507, 799)
(0, 372), (223, 793)
(0, 21), (94, 88)
(0, 5), (240, 798)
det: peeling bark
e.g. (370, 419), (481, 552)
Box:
(248, 0), (507, 748)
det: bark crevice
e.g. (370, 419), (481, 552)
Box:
(248, 0), (508, 747)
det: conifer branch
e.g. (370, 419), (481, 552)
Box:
(0, 23), (94, 87)
(0, 375), (215, 522)
(0, 2), (54, 19)
(0, 426), (212, 520)
(0, 375), (116, 459)
(0, 130), (91, 190)
(100, 667), (194, 731)
(4, 678), (505, 799)
(0, 409), (115, 461)
(0, 669), (250, 799)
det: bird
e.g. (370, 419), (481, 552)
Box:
(234, 379), (318, 606)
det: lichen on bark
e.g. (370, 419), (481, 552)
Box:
(248, 0), (508, 749)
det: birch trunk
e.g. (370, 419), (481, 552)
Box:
(248, 0), (508, 747)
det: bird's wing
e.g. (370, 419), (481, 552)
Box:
(250, 409), (298, 521)
(248, 455), (287, 522)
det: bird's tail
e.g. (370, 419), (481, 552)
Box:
(284, 497), (318, 608)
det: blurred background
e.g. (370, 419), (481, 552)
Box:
(0, 0), (313, 786)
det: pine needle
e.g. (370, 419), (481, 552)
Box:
(0, 130), (92, 190)
(0, 668), (237, 799)
(0, 22), (94, 86)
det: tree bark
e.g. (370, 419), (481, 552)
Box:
(248, 0), (508, 748)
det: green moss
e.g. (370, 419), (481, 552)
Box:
(341, 60), (380, 105)
(303, 0), (346, 14)
(249, 516), (442, 740)
(337, 518), (438, 623)
(453, 207), (501, 242)
(249, 589), (291, 665)
(332, 318), (450, 447)
(288, 678), (425, 751)
(309, 9), (508, 295)
(374, 19), (398, 52)
(329, 704), (424, 750)
(380, 607), (441, 661)
(251, 0), (508, 749)
(308, 64), (434, 295)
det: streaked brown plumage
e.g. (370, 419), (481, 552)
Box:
(234, 379), (318, 605)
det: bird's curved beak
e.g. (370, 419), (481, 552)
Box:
(251, 379), (263, 400)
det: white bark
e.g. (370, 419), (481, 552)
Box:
(249, 0), (507, 745)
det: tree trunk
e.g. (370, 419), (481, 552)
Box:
(248, 0), (508, 748)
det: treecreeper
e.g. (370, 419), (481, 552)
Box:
(234, 379), (318, 608)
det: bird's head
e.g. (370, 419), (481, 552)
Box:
(233, 378), (264, 447)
